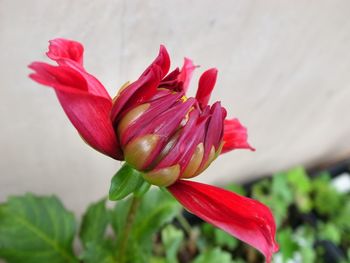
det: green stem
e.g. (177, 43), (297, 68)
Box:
(118, 194), (141, 263)
(176, 213), (192, 236)
(177, 212), (197, 255)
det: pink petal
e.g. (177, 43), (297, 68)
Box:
(120, 92), (184, 146)
(155, 109), (205, 172)
(178, 58), (196, 93)
(29, 62), (122, 160)
(134, 98), (196, 169)
(195, 68), (218, 108)
(159, 68), (182, 91)
(168, 180), (279, 263)
(221, 118), (255, 154)
(199, 102), (226, 168)
(111, 45), (170, 123)
(111, 64), (162, 123)
(142, 45), (170, 79)
(46, 38), (84, 65)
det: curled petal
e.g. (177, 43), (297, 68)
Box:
(155, 110), (205, 173)
(46, 38), (84, 65)
(111, 65), (162, 124)
(119, 92), (184, 146)
(195, 68), (218, 108)
(111, 44), (170, 124)
(134, 98), (196, 169)
(222, 118), (255, 154)
(168, 180), (279, 263)
(199, 102), (226, 170)
(29, 62), (122, 159)
(142, 45), (170, 79)
(178, 58), (196, 92)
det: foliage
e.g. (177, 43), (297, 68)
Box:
(0, 188), (181, 263)
(1, 166), (349, 263)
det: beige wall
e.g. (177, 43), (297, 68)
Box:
(1, 0), (350, 214)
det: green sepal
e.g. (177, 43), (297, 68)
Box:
(109, 163), (145, 201)
(134, 181), (151, 197)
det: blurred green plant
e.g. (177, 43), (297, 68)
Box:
(1, 166), (349, 263)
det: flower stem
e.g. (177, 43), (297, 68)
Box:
(176, 213), (192, 236)
(118, 194), (141, 263)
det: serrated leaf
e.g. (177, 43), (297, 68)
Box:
(109, 163), (145, 201)
(0, 194), (78, 263)
(192, 248), (233, 263)
(162, 225), (184, 263)
(80, 241), (115, 263)
(79, 198), (110, 247)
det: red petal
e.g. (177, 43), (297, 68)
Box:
(29, 62), (122, 159)
(155, 109), (206, 172)
(195, 68), (218, 108)
(221, 118), (255, 154)
(111, 45), (170, 123)
(168, 180), (279, 263)
(142, 45), (170, 79)
(178, 58), (196, 93)
(111, 64), (162, 123)
(46, 38), (84, 65)
(43, 38), (111, 100)
(199, 102), (226, 168)
(136, 98), (196, 169)
(120, 92), (183, 146)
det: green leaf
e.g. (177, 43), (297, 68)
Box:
(201, 223), (238, 250)
(192, 248), (233, 263)
(286, 167), (313, 212)
(318, 223), (341, 245)
(161, 225), (184, 263)
(133, 189), (181, 243)
(214, 228), (238, 250)
(79, 198), (110, 247)
(109, 163), (145, 201)
(273, 173), (294, 204)
(124, 238), (151, 263)
(111, 188), (181, 262)
(0, 194), (78, 263)
(313, 176), (344, 216)
(134, 181), (151, 198)
(277, 228), (298, 261)
(334, 201), (350, 233)
(252, 174), (293, 227)
(225, 184), (246, 196)
(150, 257), (167, 263)
(286, 167), (311, 194)
(80, 241), (115, 263)
(294, 226), (316, 262)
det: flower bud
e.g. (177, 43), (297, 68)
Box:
(115, 88), (226, 186)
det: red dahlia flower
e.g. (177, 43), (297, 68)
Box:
(29, 38), (279, 262)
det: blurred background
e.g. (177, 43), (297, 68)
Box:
(1, 0), (350, 216)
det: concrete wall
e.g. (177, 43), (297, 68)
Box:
(1, 0), (350, 214)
